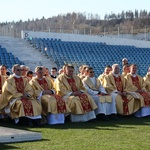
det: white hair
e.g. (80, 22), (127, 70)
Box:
(112, 64), (119, 69)
(122, 58), (128, 61)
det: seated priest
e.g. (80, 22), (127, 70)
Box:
(54, 64), (98, 122)
(0, 72), (7, 119)
(82, 67), (118, 120)
(0, 64), (42, 127)
(126, 64), (150, 117)
(29, 66), (70, 124)
(103, 64), (142, 116)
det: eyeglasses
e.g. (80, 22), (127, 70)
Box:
(16, 69), (21, 71)
(90, 71), (94, 73)
(0, 69), (6, 70)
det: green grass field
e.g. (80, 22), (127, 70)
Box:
(0, 116), (150, 150)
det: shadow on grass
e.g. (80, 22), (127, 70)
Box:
(38, 115), (150, 130)
(0, 139), (49, 149)
(0, 144), (19, 149)
(0, 115), (149, 131)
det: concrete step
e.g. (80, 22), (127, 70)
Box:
(0, 127), (42, 143)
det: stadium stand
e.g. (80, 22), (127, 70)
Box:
(27, 37), (150, 77)
(0, 44), (24, 70)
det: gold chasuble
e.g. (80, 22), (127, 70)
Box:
(14, 77), (34, 116)
(1, 76), (42, 119)
(54, 74), (97, 114)
(143, 74), (150, 93)
(30, 77), (70, 115)
(0, 75), (6, 94)
(103, 73), (141, 115)
(67, 78), (92, 112)
(130, 76), (150, 107)
(113, 76), (129, 114)
(0, 75), (7, 115)
(143, 74), (150, 92)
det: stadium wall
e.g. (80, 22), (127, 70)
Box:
(21, 30), (150, 48)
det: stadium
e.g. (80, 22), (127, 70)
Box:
(0, 1), (150, 150)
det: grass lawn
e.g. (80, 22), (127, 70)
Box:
(0, 116), (150, 150)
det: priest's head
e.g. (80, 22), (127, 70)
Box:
(122, 58), (128, 66)
(12, 64), (21, 76)
(65, 64), (74, 77)
(20, 65), (28, 76)
(0, 65), (7, 76)
(35, 66), (44, 79)
(104, 65), (112, 75)
(129, 64), (137, 74)
(85, 67), (94, 77)
(112, 64), (120, 74)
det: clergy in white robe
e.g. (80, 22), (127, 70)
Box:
(82, 67), (117, 120)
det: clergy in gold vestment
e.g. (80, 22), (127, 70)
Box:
(77, 65), (89, 80)
(103, 64), (141, 115)
(98, 65), (112, 85)
(143, 67), (150, 92)
(82, 67), (118, 120)
(126, 64), (150, 117)
(0, 74), (7, 118)
(54, 64), (97, 122)
(30, 66), (70, 124)
(0, 64), (42, 126)
(122, 64), (130, 78)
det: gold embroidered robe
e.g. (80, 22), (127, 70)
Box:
(29, 76), (70, 115)
(103, 73), (141, 115)
(126, 74), (149, 107)
(143, 74), (150, 92)
(0, 75), (7, 115)
(0, 76), (42, 119)
(54, 74), (97, 114)
(98, 73), (106, 86)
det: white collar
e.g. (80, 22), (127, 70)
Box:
(13, 74), (21, 78)
(37, 78), (43, 80)
(89, 77), (95, 79)
(130, 73), (137, 77)
(113, 73), (119, 77)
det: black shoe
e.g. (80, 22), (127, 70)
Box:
(108, 114), (119, 121)
(87, 118), (97, 123)
(22, 118), (34, 127)
(32, 119), (42, 127)
(27, 120), (34, 127)
(65, 115), (71, 123)
(96, 114), (110, 121)
(16, 117), (27, 126)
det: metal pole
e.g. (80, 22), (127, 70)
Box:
(131, 26), (133, 39)
(118, 27), (120, 38)
(90, 28), (92, 35)
(145, 26), (147, 41)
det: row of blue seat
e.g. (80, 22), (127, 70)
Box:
(28, 38), (150, 77)
(0, 45), (24, 69)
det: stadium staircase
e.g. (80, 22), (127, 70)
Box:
(0, 36), (57, 71)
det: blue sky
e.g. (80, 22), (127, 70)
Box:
(0, 0), (149, 22)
